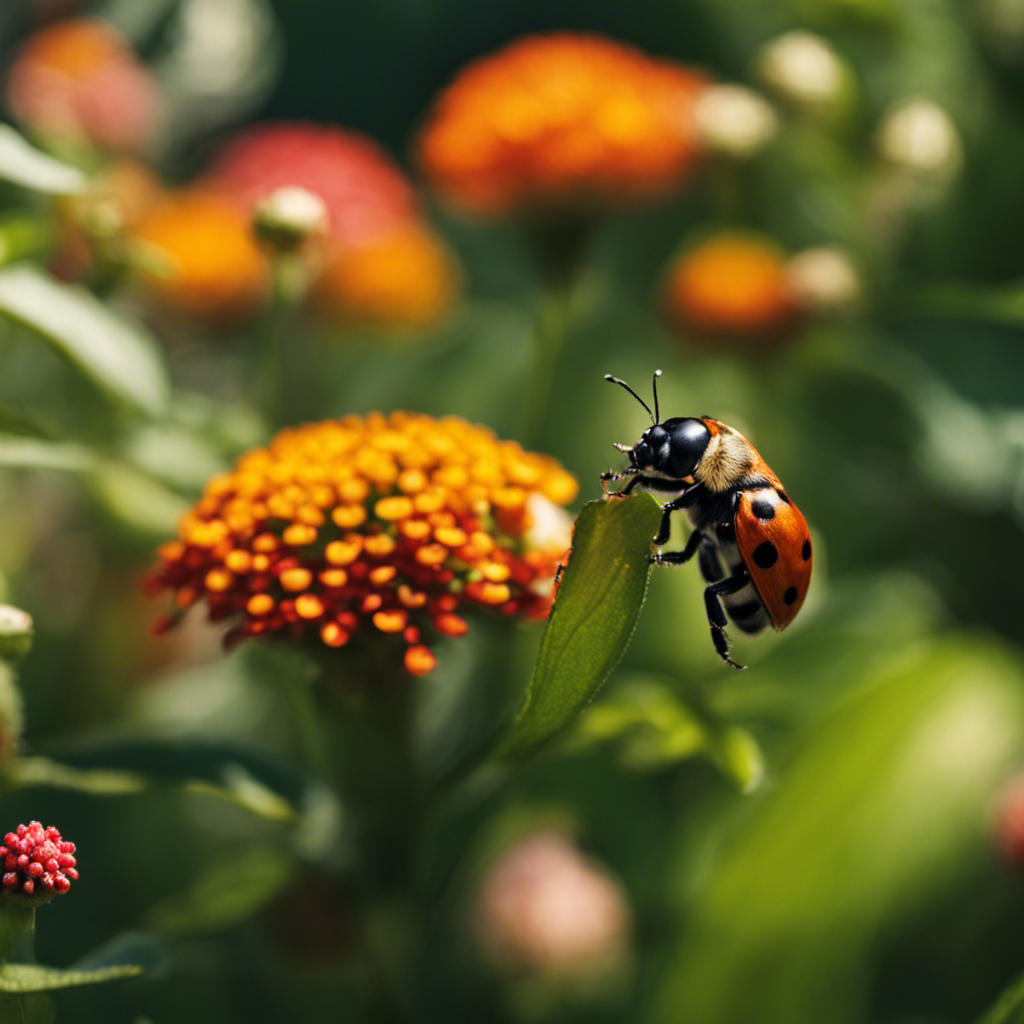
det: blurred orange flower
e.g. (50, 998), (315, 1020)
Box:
(6, 17), (160, 155)
(310, 224), (460, 329)
(129, 191), (270, 324)
(417, 33), (709, 216)
(145, 413), (577, 675)
(201, 121), (460, 328)
(662, 233), (799, 344)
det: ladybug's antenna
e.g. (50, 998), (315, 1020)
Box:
(604, 374), (655, 424)
(652, 369), (662, 424)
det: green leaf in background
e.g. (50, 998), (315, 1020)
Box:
(570, 678), (766, 792)
(0, 991), (53, 1024)
(648, 636), (1024, 1024)
(0, 264), (170, 417)
(0, 963), (142, 993)
(144, 847), (296, 937)
(977, 970), (1024, 1024)
(499, 494), (661, 759)
(11, 754), (298, 823)
(0, 434), (99, 473)
(0, 124), (87, 195)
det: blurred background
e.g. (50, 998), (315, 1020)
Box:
(2, 0), (1024, 1021)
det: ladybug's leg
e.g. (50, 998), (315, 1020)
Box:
(697, 539), (724, 583)
(652, 486), (699, 545)
(704, 572), (750, 670)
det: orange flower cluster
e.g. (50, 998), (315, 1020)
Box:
(6, 18), (159, 155)
(145, 413), (578, 675)
(661, 233), (799, 345)
(418, 33), (709, 216)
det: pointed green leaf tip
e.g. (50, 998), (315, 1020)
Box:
(0, 963), (142, 993)
(499, 493), (661, 759)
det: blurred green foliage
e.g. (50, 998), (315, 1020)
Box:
(1, 0), (1024, 1022)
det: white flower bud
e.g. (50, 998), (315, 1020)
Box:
(252, 185), (329, 252)
(785, 246), (862, 313)
(757, 32), (845, 112)
(693, 84), (778, 159)
(875, 98), (962, 179)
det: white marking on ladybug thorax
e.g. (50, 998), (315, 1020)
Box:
(694, 428), (755, 492)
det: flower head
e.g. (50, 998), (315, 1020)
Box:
(201, 122), (419, 249)
(200, 121), (460, 327)
(145, 413), (577, 675)
(662, 233), (799, 345)
(1, 822), (78, 905)
(130, 191), (270, 323)
(6, 17), (160, 155)
(417, 33), (709, 216)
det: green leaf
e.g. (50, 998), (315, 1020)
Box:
(11, 755), (298, 823)
(499, 494), (661, 759)
(0, 963), (142, 993)
(145, 847), (296, 937)
(571, 678), (766, 791)
(977, 970), (1024, 1024)
(0, 124), (86, 195)
(648, 637), (1024, 1024)
(0, 435), (99, 473)
(0, 264), (170, 417)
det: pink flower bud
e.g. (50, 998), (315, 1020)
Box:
(0, 822), (77, 905)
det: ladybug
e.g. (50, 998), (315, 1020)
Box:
(602, 370), (812, 669)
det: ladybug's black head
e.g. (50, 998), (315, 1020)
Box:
(630, 418), (711, 479)
(606, 372), (712, 481)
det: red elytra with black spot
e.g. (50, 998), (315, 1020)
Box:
(734, 467), (812, 630)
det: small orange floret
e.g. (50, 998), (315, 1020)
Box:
(130, 191), (269, 323)
(417, 33), (710, 216)
(405, 645), (438, 676)
(144, 413), (576, 675)
(662, 233), (799, 344)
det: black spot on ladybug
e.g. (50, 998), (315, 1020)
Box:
(801, 538), (811, 561)
(752, 541), (778, 569)
(751, 498), (776, 520)
(776, 489), (791, 505)
(783, 586), (799, 605)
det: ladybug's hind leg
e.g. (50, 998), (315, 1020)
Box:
(704, 572), (750, 670)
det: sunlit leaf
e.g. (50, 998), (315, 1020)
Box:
(0, 435), (99, 473)
(499, 494), (661, 759)
(977, 970), (1024, 1024)
(0, 963), (142, 993)
(0, 264), (170, 416)
(649, 637), (1024, 1024)
(0, 124), (86, 195)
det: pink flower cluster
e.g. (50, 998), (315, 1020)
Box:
(1, 822), (78, 902)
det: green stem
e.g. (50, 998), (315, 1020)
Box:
(252, 255), (304, 429)
(521, 282), (574, 446)
(0, 901), (35, 962)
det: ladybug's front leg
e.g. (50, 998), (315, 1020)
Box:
(652, 486), (699, 545)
